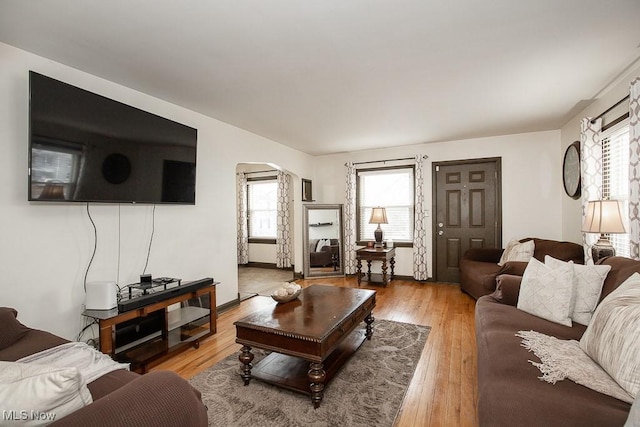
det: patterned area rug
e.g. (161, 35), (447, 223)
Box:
(189, 319), (430, 427)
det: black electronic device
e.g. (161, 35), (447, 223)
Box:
(140, 274), (152, 284)
(114, 309), (164, 352)
(117, 278), (214, 312)
(28, 71), (198, 204)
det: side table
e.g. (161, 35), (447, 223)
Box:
(356, 247), (396, 286)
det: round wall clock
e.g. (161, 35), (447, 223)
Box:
(102, 153), (131, 184)
(563, 141), (581, 199)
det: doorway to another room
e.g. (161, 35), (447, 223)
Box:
(236, 163), (295, 300)
(238, 265), (294, 300)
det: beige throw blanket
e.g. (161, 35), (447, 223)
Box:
(17, 341), (129, 384)
(516, 330), (633, 404)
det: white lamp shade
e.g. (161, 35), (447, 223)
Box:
(369, 207), (388, 224)
(582, 200), (627, 234)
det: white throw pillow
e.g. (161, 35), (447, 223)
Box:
(498, 239), (535, 266)
(626, 392), (640, 427)
(545, 255), (611, 325)
(315, 239), (330, 252)
(580, 272), (640, 398)
(517, 257), (574, 326)
(0, 361), (92, 425)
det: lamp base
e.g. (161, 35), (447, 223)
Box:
(591, 242), (615, 264)
(374, 226), (383, 248)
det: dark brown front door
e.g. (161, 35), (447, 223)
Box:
(433, 158), (501, 283)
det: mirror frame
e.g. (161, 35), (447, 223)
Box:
(303, 204), (344, 278)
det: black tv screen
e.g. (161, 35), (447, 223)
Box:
(28, 71), (197, 204)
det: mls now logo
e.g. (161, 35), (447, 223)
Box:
(3, 410), (57, 422)
(3, 410), (28, 421)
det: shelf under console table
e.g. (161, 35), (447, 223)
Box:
(84, 281), (217, 373)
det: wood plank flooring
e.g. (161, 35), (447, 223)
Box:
(152, 276), (478, 426)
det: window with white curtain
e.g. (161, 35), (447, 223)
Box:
(247, 179), (277, 239)
(357, 167), (414, 244)
(601, 122), (630, 257)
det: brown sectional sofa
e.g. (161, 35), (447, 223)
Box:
(0, 308), (208, 426)
(475, 256), (637, 426)
(460, 238), (584, 299)
(310, 238), (340, 268)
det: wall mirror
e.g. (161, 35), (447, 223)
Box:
(303, 204), (344, 278)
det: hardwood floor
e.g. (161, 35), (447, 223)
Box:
(152, 276), (478, 426)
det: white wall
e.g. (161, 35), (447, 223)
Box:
(314, 130), (563, 278)
(560, 60), (640, 243)
(0, 42), (314, 339)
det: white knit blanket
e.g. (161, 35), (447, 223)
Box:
(17, 341), (129, 384)
(516, 330), (634, 404)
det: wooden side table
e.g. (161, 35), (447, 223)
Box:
(356, 247), (396, 286)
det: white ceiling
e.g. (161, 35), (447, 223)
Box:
(1, 1), (640, 155)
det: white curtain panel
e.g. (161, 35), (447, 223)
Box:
(344, 162), (357, 274)
(276, 171), (292, 268)
(629, 78), (640, 259)
(581, 117), (603, 264)
(236, 172), (249, 265)
(413, 155), (428, 280)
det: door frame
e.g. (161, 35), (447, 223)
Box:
(431, 157), (503, 282)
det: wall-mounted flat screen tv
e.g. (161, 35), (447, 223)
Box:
(28, 71), (198, 204)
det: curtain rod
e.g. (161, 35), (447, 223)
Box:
(345, 155), (428, 166)
(590, 95), (630, 123)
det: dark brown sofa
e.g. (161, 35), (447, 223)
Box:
(475, 256), (638, 426)
(460, 238), (584, 299)
(0, 308), (208, 426)
(310, 238), (340, 268)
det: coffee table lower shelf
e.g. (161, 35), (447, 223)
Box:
(250, 328), (366, 395)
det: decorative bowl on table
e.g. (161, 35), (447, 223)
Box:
(271, 283), (302, 303)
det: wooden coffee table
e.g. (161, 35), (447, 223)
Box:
(234, 284), (376, 408)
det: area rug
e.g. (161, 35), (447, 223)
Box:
(189, 319), (430, 427)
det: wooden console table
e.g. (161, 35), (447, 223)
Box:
(84, 284), (216, 373)
(356, 247), (396, 286)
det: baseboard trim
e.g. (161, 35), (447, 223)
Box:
(343, 274), (434, 282)
(241, 262), (294, 271)
(217, 294), (240, 314)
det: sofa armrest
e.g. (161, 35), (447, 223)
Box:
(494, 274), (522, 307)
(51, 371), (207, 427)
(462, 248), (504, 264)
(498, 261), (529, 277)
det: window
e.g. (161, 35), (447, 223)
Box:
(602, 122), (630, 257)
(30, 146), (80, 199)
(357, 167), (414, 244)
(247, 179), (277, 240)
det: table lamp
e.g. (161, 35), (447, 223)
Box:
(582, 200), (626, 263)
(369, 207), (388, 248)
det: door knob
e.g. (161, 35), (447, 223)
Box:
(438, 230), (444, 236)
(438, 222), (444, 228)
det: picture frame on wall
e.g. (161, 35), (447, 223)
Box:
(302, 178), (313, 202)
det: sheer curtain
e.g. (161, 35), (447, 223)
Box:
(580, 117), (603, 264)
(276, 171), (292, 268)
(413, 155), (428, 280)
(344, 162), (357, 274)
(629, 78), (640, 259)
(236, 172), (249, 265)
